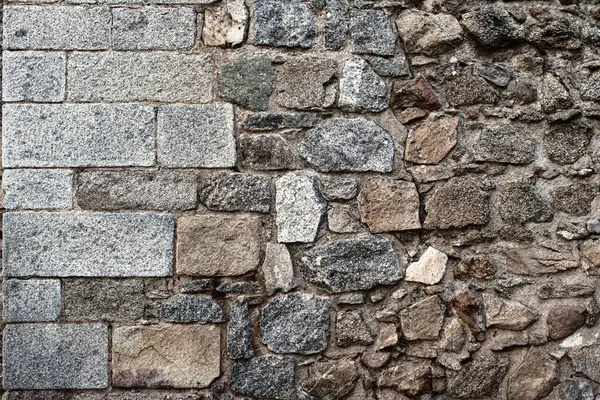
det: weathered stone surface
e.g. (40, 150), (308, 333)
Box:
(547, 306), (587, 340)
(424, 177), (490, 229)
(231, 356), (295, 399)
(445, 70), (500, 106)
(581, 72), (600, 102)
(319, 176), (358, 200)
(447, 354), (509, 399)
(405, 114), (459, 164)
(538, 282), (595, 299)
(350, 9), (396, 56)
(76, 170), (197, 211)
(157, 104), (236, 168)
(391, 75), (442, 110)
(303, 359), (358, 400)
(4, 212), (174, 277)
(499, 180), (553, 224)
(3, 279), (61, 322)
(298, 234), (402, 292)
(552, 183), (595, 216)
(4, 324), (108, 389)
(527, 19), (581, 50)
(557, 221), (588, 241)
(336, 310), (373, 347)
(508, 350), (559, 400)
(556, 379), (596, 400)
(243, 112), (317, 131)
(325, 0), (349, 50)
(369, 57), (410, 77)
(112, 325), (220, 388)
(455, 256), (496, 280)
(405, 247), (448, 285)
(339, 56), (388, 112)
(328, 203), (362, 233)
(275, 58), (337, 110)
(275, 173), (326, 243)
(507, 242), (579, 275)
(379, 360), (431, 397)
(476, 62), (513, 87)
(261, 292), (331, 354)
(218, 57), (274, 110)
(544, 120), (592, 165)
(63, 279), (145, 321)
(400, 296), (445, 340)
(255, 0), (316, 48)
(461, 5), (523, 49)
(299, 118), (394, 172)
(68, 53), (213, 103)
(474, 124), (536, 164)
(228, 298), (254, 360)
(482, 293), (539, 331)
(200, 173), (271, 213)
(396, 10), (463, 55)
(3, 51), (65, 102)
(240, 134), (298, 170)
(3, 104), (155, 168)
(357, 177), (421, 233)
(4, 6), (110, 49)
(570, 344), (600, 383)
(377, 323), (399, 350)
(542, 74), (573, 113)
(156, 295), (226, 323)
(261, 243), (295, 295)
(203, 0), (248, 47)
(216, 281), (258, 294)
(176, 214), (263, 276)
(3, 169), (73, 210)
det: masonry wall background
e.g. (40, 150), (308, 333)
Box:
(1, 0), (600, 399)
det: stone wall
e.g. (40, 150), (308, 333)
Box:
(2, 0), (600, 399)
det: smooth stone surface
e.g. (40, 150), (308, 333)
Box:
(254, 0), (317, 48)
(474, 124), (536, 164)
(199, 172), (271, 213)
(396, 9), (463, 55)
(390, 75), (442, 110)
(243, 112), (317, 131)
(405, 247), (448, 285)
(203, 0), (248, 47)
(4, 324), (108, 389)
(499, 180), (553, 224)
(338, 56), (388, 112)
(3, 279), (61, 322)
(547, 306), (587, 340)
(325, 0), (349, 50)
(350, 9), (396, 56)
(400, 296), (445, 340)
(482, 293), (539, 330)
(405, 114), (459, 164)
(231, 356), (295, 399)
(3, 169), (73, 210)
(3, 51), (66, 102)
(218, 56), (274, 111)
(3, 212), (174, 277)
(156, 295), (226, 323)
(261, 243), (295, 295)
(228, 298), (254, 360)
(240, 134), (298, 170)
(275, 58), (337, 110)
(544, 120), (592, 165)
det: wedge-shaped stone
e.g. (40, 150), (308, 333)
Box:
(405, 247), (448, 285)
(3, 212), (174, 277)
(405, 114), (459, 164)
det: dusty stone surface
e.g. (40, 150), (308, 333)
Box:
(274, 58), (337, 110)
(240, 134), (298, 170)
(228, 298), (254, 360)
(218, 56), (274, 110)
(378, 360), (432, 397)
(396, 10), (463, 55)
(553, 183), (596, 216)
(391, 75), (442, 110)
(547, 306), (587, 340)
(3, 279), (61, 322)
(328, 203), (362, 233)
(461, 5), (523, 49)
(483, 293), (539, 331)
(350, 9), (396, 56)
(325, 0), (349, 50)
(447, 354), (510, 399)
(203, 0), (248, 47)
(156, 295), (226, 323)
(336, 310), (373, 347)
(302, 359), (358, 400)
(405, 247), (448, 285)
(3, 51), (66, 102)
(405, 114), (459, 164)
(230, 356), (295, 399)
(254, 0), (317, 48)
(400, 296), (445, 340)
(499, 180), (553, 224)
(544, 120), (593, 165)
(508, 350), (559, 400)
(243, 112), (317, 131)
(261, 243), (295, 295)
(199, 172), (271, 213)
(473, 124), (536, 164)
(3, 169), (73, 210)
(338, 56), (388, 113)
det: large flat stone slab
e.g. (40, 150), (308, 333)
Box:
(3, 212), (174, 277)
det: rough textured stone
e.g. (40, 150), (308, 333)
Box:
(400, 296), (445, 340)
(378, 360), (431, 397)
(298, 234), (402, 292)
(336, 310), (373, 347)
(2, 51), (66, 102)
(112, 325), (220, 388)
(350, 9), (396, 56)
(499, 180), (553, 224)
(557, 379), (596, 400)
(199, 173), (271, 213)
(476, 62), (513, 87)
(447, 354), (509, 399)
(369, 57), (410, 77)
(76, 170), (197, 211)
(319, 176), (358, 200)
(216, 282), (258, 294)
(157, 104), (236, 168)
(544, 120), (593, 165)
(254, 0), (317, 48)
(339, 56), (388, 112)
(391, 75), (442, 110)
(547, 306), (587, 340)
(474, 124), (536, 164)
(542, 74), (573, 113)
(537, 282), (595, 299)
(527, 19), (581, 50)
(218, 57), (274, 110)
(507, 242), (579, 275)
(455, 256), (496, 280)
(325, 0), (349, 50)
(3, 104), (155, 168)
(553, 183), (595, 215)
(3, 169), (73, 210)
(482, 293), (539, 331)
(302, 360), (358, 400)
(243, 112), (317, 131)
(405, 114), (459, 164)
(508, 350), (559, 400)
(570, 344), (600, 383)
(4, 212), (174, 277)
(176, 214), (263, 276)
(445, 70), (500, 106)
(156, 295), (226, 323)
(328, 203), (362, 233)
(203, 0), (248, 47)
(405, 247), (448, 285)
(68, 53), (213, 103)
(461, 5), (523, 49)
(240, 134), (298, 170)
(260, 292), (331, 354)
(228, 298), (254, 360)
(275, 58), (337, 110)
(299, 118), (394, 172)
(357, 177), (421, 233)
(231, 356), (295, 399)
(262, 243), (295, 295)
(275, 173), (326, 243)
(396, 10), (463, 55)
(4, 324), (108, 389)
(3, 279), (61, 322)
(581, 72), (600, 102)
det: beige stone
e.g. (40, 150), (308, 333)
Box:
(405, 246), (448, 285)
(482, 294), (539, 331)
(396, 10), (463, 55)
(358, 177), (421, 233)
(261, 243), (295, 295)
(176, 214), (264, 276)
(328, 203), (362, 233)
(400, 296), (445, 340)
(275, 58), (337, 110)
(203, 0), (248, 47)
(377, 323), (399, 350)
(405, 114), (459, 164)
(508, 349), (558, 400)
(112, 325), (220, 388)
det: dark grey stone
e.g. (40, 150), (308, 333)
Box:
(199, 172), (272, 213)
(447, 354), (509, 398)
(499, 180), (553, 224)
(570, 344), (600, 383)
(445, 70), (500, 106)
(231, 356), (295, 399)
(474, 124), (536, 164)
(297, 234), (402, 292)
(553, 183), (596, 215)
(369, 57), (410, 77)
(544, 120), (593, 165)
(240, 134), (299, 170)
(243, 112), (317, 131)
(338, 56), (389, 112)
(3, 279), (61, 322)
(179, 279), (214, 293)
(228, 298), (254, 359)
(325, 0), (349, 50)
(476, 62), (513, 87)
(260, 292), (331, 354)
(558, 379), (595, 400)
(255, 0), (317, 49)
(527, 19), (581, 50)
(217, 282), (259, 293)
(581, 72), (600, 102)
(461, 5), (523, 49)
(156, 295), (226, 323)
(218, 56), (274, 110)
(350, 9), (396, 56)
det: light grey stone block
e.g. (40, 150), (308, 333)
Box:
(3, 6), (110, 50)
(3, 212), (174, 277)
(112, 8), (196, 50)
(3, 324), (108, 389)
(67, 52), (213, 103)
(157, 104), (237, 168)
(68, 0), (217, 4)
(3, 169), (73, 210)
(2, 51), (66, 102)
(2, 104), (155, 168)
(3, 279), (61, 322)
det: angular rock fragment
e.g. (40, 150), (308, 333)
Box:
(396, 10), (463, 55)
(508, 350), (559, 400)
(261, 243), (295, 295)
(581, 72), (600, 102)
(537, 282), (595, 299)
(405, 114), (459, 164)
(327, 203), (361, 234)
(482, 293), (539, 331)
(461, 5), (523, 49)
(452, 289), (486, 336)
(338, 56), (388, 112)
(325, 0), (350, 50)
(199, 172), (272, 213)
(275, 58), (337, 110)
(405, 247), (448, 285)
(336, 310), (373, 347)
(231, 356), (295, 399)
(240, 134), (298, 170)
(400, 296), (445, 340)
(527, 19), (581, 50)
(476, 62), (513, 87)
(255, 0), (317, 48)
(302, 359), (358, 400)
(474, 124), (536, 164)
(369, 57), (410, 77)
(243, 112), (317, 131)
(507, 242), (579, 275)
(228, 298), (254, 360)
(544, 120), (593, 164)
(547, 306), (587, 340)
(350, 9), (396, 56)
(447, 354), (509, 399)
(203, 0), (248, 47)
(499, 180), (553, 224)
(218, 56), (274, 110)
(379, 360), (432, 397)
(542, 74), (573, 113)
(156, 295), (226, 323)
(581, 239), (600, 269)
(391, 75), (442, 110)
(377, 323), (399, 350)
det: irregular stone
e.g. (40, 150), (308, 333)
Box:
(361, 352), (390, 369)
(228, 299), (254, 360)
(112, 325), (220, 388)
(557, 221), (588, 241)
(261, 243), (295, 295)
(303, 359), (358, 400)
(260, 292), (330, 354)
(476, 62), (513, 87)
(218, 56), (274, 110)
(275, 58), (337, 110)
(4, 212), (173, 277)
(297, 234), (402, 292)
(537, 282), (595, 299)
(350, 9), (396, 56)
(400, 296), (445, 340)
(545, 120), (592, 164)
(527, 19), (581, 50)
(548, 306), (587, 340)
(299, 118), (394, 172)
(552, 183), (595, 215)
(507, 242), (579, 275)
(461, 5), (523, 49)
(325, 0), (350, 50)
(255, 0), (316, 48)
(379, 360), (431, 397)
(405, 247), (448, 285)
(328, 203), (362, 233)
(335, 310), (373, 347)
(231, 356), (295, 399)
(3, 169), (73, 210)
(156, 295), (226, 323)
(423, 177), (490, 229)
(557, 379), (596, 400)
(582, 240), (600, 268)
(243, 112), (317, 131)
(474, 124), (536, 164)
(439, 318), (465, 353)
(390, 75), (442, 110)
(396, 10), (463, 55)
(446, 354), (509, 399)
(240, 134), (298, 170)
(508, 350), (559, 400)
(570, 344), (600, 383)
(455, 256), (496, 280)
(452, 288), (486, 336)
(176, 214), (263, 276)
(369, 57), (410, 77)
(482, 293), (539, 331)
(319, 176), (358, 200)
(339, 56), (388, 112)
(216, 282), (258, 293)
(377, 322), (399, 350)
(542, 74), (573, 113)
(405, 114), (459, 164)
(203, 0), (248, 47)
(445, 70), (500, 106)
(3, 279), (61, 322)
(76, 170), (197, 211)
(581, 72), (600, 102)
(4, 324), (108, 389)
(199, 173), (271, 213)
(178, 280), (213, 293)
(499, 180), (553, 224)
(2, 51), (65, 102)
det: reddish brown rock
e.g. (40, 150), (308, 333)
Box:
(547, 305), (587, 340)
(451, 289), (485, 337)
(454, 256), (496, 280)
(391, 75), (442, 111)
(405, 114), (459, 164)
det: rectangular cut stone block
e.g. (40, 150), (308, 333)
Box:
(3, 279), (61, 322)
(3, 212), (174, 277)
(69, 0), (218, 4)
(2, 104), (155, 168)
(112, 325), (220, 388)
(67, 52), (213, 103)
(2, 51), (66, 102)
(3, 6), (110, 50)
(3, 169), (73, 210)
(3, 324), (108, 389)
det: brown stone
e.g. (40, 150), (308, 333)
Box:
(361, 351), (390, 369)
(451, 288), (485, 337)
(275, 58), (337, 110)
(581, 239), (600, 268)
(400, 296), (445, 340)
(454, 256), (496, 280)
(112, 325), (220, 388)
(357, 177), (421, 233)
(405, 114), (459, 164)
(483, 294), (539, 331)
(336, 310), (373, 347)
(379, 360), (432, 397)
(506, 242), (579, 275)
(399, 107), (428, 124)
(302, 359), (359, 400)
(395, 10), (463, 56)
(508, 350), (559, 400)
(390, 75), (442, 111)
(377, 322), (399, 350)
(176, 214), (264, 276)
(547, 305), (587, 340)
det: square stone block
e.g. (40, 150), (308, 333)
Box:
(2, 51), (66, 102)
(3, 279), (61, 322)
(2, 169), (73, 210)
